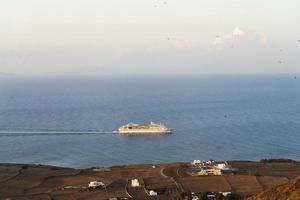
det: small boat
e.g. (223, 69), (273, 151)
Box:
(118, 121), (172, 135)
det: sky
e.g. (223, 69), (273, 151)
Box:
(0, 0), (300, 75)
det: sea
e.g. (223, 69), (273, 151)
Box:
(0, 75), (299, 168)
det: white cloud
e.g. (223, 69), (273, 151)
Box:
(213, 27), (268, 49)
(172, 39), (192, 49)
(213, 35), (233, 45)
(232, 27), (245, 36)
(259, 34), (268, 46)
(213, 26), (245, 46)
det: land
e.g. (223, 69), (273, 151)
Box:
(247, 176), (300, 200)
(0, 159), (299, 200)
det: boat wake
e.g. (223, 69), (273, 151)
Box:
(0, 129), (118, 137)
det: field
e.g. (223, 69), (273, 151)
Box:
(0, 160), (299, 199)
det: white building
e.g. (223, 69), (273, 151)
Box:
(149, 190), (158, 196)
(131, 179), (140, 187)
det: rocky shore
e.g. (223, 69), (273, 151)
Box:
(0, 159), (299, 200)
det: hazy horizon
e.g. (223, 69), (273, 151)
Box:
(1, 0), (300, 75)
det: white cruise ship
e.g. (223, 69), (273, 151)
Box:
(118, 121), (172, 135)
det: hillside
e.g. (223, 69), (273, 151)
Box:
(247, 176), (300, 200)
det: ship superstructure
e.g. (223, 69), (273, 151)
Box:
(118, 121), (171, 135)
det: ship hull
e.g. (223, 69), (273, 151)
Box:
(118, 130), (171, 135)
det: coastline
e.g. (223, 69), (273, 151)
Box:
(0, 159), (299, 199)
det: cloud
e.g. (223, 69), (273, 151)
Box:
(259, 34), (268, 46)
(213, 27), (268, 49)
(172, 39), (192, 49)
(213, 35), (233, 45)
(232, 27), (245, 36)
(213, 26), (245, 46)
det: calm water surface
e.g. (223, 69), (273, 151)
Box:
(0, 75), (299, 168)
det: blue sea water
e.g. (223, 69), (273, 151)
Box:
(0, 75), (299, 168)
